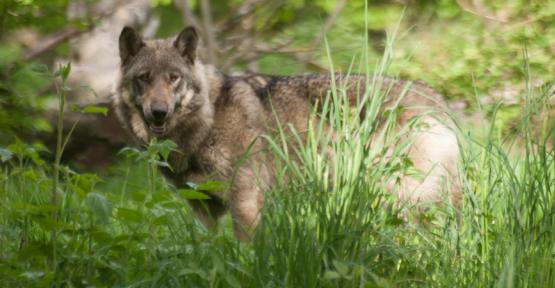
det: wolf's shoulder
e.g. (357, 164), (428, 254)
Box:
(216, 73), (283, 104)
(221, 73), (333, 100)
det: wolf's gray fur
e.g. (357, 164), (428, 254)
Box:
(114, 26), (459, 239)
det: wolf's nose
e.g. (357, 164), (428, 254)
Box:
(151, 103), (168, 122)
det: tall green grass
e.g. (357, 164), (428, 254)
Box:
(1, 22), (554, 288)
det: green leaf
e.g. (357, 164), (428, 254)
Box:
(131, 191), (146, 202)
(116, 208), (143, 223)
(118, 146), (142, 159)
(17, 244), (48, 261)
(29, 63), (49, 74)
(0, 148), (13, 162)
(56, 62), (71, 80)
(186, 181), (198, 189)
(178, 268), (208, 279)
(178, 189), (211, 200)
(153, 215), (169, 225)
(150, 0), (172, 6)
(82, 105), (108, 116)
(79, 84), (99, 99)
(148, 139), (178, 160)
(85, 192), (112, 224)
(31, 215), (59, 230)
(332, 260), (349, 276)
(19, 271), (45, 280)
(92, 230), (113, 244)
(323, 270), (341, 280)
(196, 181), (228, 191)
(224, 273), (241, 288)
(22, 170), (37, 181)
(153, 190), (172, 204)
(11, 203), (59, 214)
(149, 159), (172, 168)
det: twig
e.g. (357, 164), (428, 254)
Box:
(51, 65), (69, 274)
(299, 0), (347, 70)
(173, 0), (201, 28)
(219, 1), (301, 71)
(455, 0), (507, 23)
(309, 0), (347, 49)
(254, 42), (313, 54)
(215, 0), (261, 32)
(200, 0), (216, 64)
(242, 47), (329, 72)
(457, 0), (547, 30)
(20, 3), (123, 61)
(238, 0), (259, 72)
(506, 14), (547, 30)
(21, 27), (84, 61)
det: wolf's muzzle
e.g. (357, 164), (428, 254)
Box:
(145, 101), (170, 136)
(151, 102), (168, 123)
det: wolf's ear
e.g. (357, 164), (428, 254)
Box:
(174, 26), (198, 64)
(119, 26), (145, 65)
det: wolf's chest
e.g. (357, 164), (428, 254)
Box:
(161, 141), (233, 188)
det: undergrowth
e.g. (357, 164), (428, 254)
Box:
(0, 15), (554, 288)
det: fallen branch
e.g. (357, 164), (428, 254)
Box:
(21, 27), (84, 61)
(21, 3), (123, 61)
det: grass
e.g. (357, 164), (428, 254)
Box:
(1, 23), (554, 288)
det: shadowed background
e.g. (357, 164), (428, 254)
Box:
(1, 0), (554, 162)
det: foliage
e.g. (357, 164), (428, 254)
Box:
(0, 45), (51, 143)
(1, 32), (555, 286)
(0, 0), (76, 35)
(1, 0), (555, 137)
(0, 0), (554, 287)
(0, 0), (108, 144)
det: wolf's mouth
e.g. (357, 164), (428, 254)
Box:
(149, 122), (167, 136)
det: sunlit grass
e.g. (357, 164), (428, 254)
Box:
(1, 19), (554, 288)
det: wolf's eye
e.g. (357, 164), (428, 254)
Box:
(169, 73), (181, 83)
(137, 73), (150, 83)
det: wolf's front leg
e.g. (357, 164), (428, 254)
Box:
(229, 168), (267, 241)
(188, 198), (227, 231)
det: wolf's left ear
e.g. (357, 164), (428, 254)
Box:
(174, 26), (199, 64)
(119, 26), (145, 65)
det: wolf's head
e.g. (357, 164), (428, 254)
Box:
(115, 26), (211, 142)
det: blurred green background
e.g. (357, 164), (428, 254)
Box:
(1, 1), (554, 287)
(1, 0), (554, 148)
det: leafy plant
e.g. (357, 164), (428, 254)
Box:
(0, 0), (554, 287)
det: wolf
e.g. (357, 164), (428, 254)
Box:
(114, 26), (460, 239)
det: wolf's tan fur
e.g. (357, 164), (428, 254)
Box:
(114, 26), (459, 239)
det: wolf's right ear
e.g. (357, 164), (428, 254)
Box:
(119, 26), (145, 65)
(174, 26), (199, 64)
